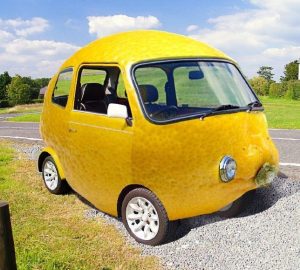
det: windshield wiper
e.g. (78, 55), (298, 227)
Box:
(199, 104), (240, 120)
(247, 101), (263, 112)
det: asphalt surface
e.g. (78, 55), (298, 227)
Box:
(0, 114), (41, 141)
(1, 114), (299, 269)
(270, 129), (300, 168)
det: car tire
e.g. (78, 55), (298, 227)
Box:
(218, 190), (256, 218)
(42, 156), (70, 195)
(121, 188), (174, 246)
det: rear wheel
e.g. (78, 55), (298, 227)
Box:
(42, 156), (69, 195)
(121, 188), (173, 245)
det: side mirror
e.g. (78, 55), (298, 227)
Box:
(107, 103), (128, 119)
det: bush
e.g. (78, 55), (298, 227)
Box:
(269, 82), (288, 98)
(0, 99), (10, 108)
(249, 76), (270, 95)
(285, 80), (300, 100)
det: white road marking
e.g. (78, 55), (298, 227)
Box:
(269, 128), (300, 131)
(0, 135), (42, 141)
(280, 162), (300, 167)
(272, 137), (300, 141)
(0, 127), (39, 130)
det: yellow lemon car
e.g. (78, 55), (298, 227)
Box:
(38, 30), (279, 245)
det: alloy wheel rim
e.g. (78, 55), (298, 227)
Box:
(43, 160), (59, 190)
(126, 197), (159, 241)
(219, 202), (233, 212)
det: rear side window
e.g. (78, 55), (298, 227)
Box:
(52, 68), (73, 107)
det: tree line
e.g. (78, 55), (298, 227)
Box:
(0, 72), (50, 108)
(249, 59), (300, 100)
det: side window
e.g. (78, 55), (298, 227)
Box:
(116, 75), (126, 98)
(76, 68), (107, 114)
(75, 66), (132, 117)
(80, 68), (107, 85)
(116, 73), (132, 117)
(52, 68), (73, 107)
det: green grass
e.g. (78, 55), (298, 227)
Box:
(0, 103), (43, 114)
(8, 113), (41, 122)
(0, 141), (160, 270)
(259, 96), (300, 129)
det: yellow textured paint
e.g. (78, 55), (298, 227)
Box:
(40, 30), (279, 220)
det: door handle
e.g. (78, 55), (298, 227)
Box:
(68, 128), (77, 133)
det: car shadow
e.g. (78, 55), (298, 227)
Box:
(171, 175), (300, 242)
(70, 175), (299, 244)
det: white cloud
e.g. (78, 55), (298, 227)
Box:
(0, 29), (14, 43)
(0, 17), (79, 78)
(87, 14), (161, 38)
(186, 25), (199, 33)
(4, 39), (79, 57)
(186, 0), (300, 80)
(0, 17), (49, 37)
(263, 46), (300, 59)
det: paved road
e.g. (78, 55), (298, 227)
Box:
(0, 117), (299, 169)
(270, 129), (300, 166)
(0, 120), (40, 141)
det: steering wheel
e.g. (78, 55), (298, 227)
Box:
(151, 105), (178, 117)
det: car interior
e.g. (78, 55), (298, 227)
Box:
(74, 66), (132, 117)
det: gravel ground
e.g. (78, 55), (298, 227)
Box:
(14, 143), (43, 160)
(15, 142), (300, 270)
(85, 176), (300, 270)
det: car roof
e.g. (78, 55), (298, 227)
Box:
(60, 30), (233, 70)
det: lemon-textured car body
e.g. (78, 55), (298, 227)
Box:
(40, 30), (279, 221)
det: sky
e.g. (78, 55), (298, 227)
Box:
(0, 0), (299, 80)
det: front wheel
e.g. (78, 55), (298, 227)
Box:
(218, 190), (256, 218)
(121, 188), (173, 246)
(42, 156), (70, 195)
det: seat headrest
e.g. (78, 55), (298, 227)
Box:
(139, 84), (159, 103)
(81, 83), (105, 102)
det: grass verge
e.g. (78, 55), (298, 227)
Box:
(0, 140), (160, 270)
(8, 113), (41, 122)
(0, 103), (43, 114)
(259, 96), (300, 129)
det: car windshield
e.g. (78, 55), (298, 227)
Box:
(133, 60), (259, 122)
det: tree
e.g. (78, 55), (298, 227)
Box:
(0, 71), (12, 100)
(257, 66), (274, 81)
(6, 75), (32, 105)
(280, 60), (298, 81)
(20, 76), (40, 99)
(34, 78), (50, 88)
(249, 76), (270, 96)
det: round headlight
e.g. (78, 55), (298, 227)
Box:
(220, 156), (237, 182)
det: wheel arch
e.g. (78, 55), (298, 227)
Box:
(117, 184), (149, 218)
(38, 147), (66, 180)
